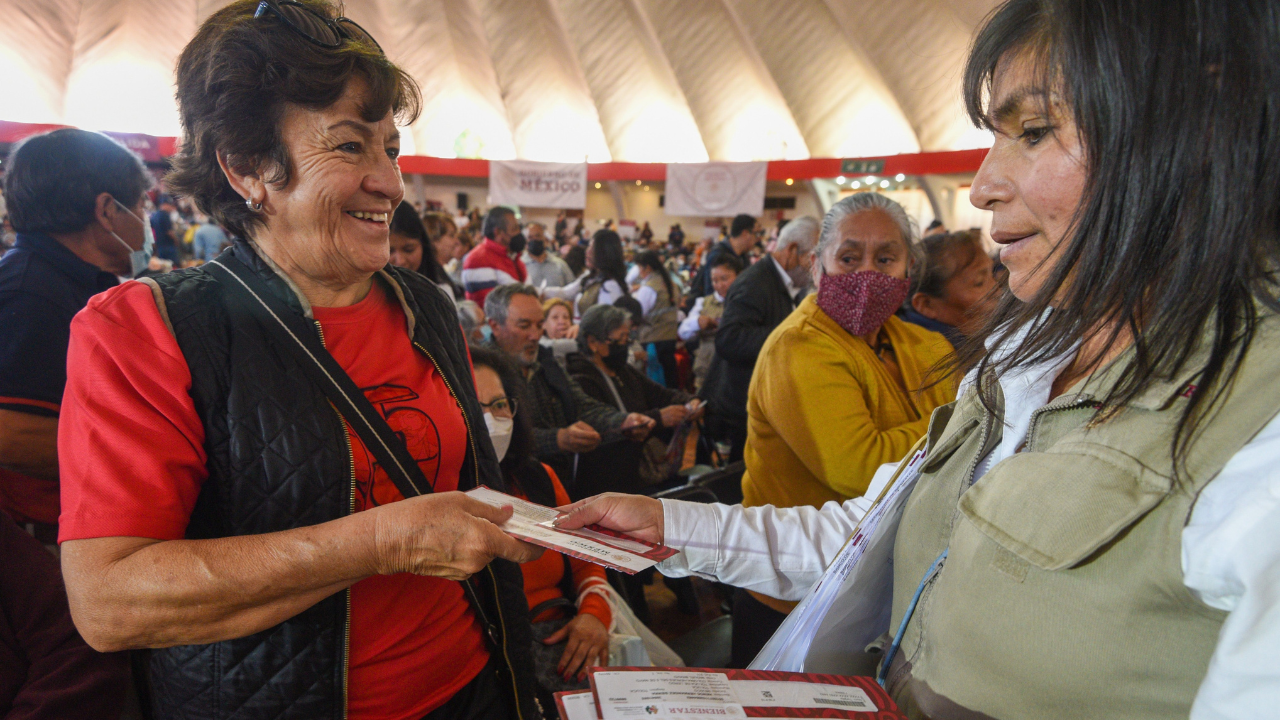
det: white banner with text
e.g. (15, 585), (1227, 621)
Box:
(488, 160), (588, 209)
(664, 161), (767, 217)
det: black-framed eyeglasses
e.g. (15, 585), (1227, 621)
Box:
(480, 396), (518, 420)
(254, 0), (383, 54)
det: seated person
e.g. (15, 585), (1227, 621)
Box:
(568, 305), (703, 500)
(484, 284), (654, 486)
(732, 193), (958, 667)
(0, 128), (153, 541)
(678, 253), (742, 391)
(1, 511), (129, 718)
(611, 296), (651, 374)
(468, 346), (610, 699)
(388, 204), (463, 301)
(522, 223), (577, 289)
(543, 298), (577, 340)
(540, 297), (578, 367)
(902, 229), (998, 347)
(421, 210), (465, 300)
(631, 251), (682, 389)
(455, 299), (488, 346)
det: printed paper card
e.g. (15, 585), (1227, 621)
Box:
(556, 690), (601, 720)
(587, 668), (906, 719)
(465, 486), (678, 574)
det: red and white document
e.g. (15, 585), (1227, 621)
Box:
(582, 667), (905, 719)
(465, 486), (678, 574)
(556, 690), (602, 720)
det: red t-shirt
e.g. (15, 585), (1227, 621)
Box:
(58, 280), (488, 720)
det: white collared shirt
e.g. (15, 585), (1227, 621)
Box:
(770, 254), (801, 302)
(678, 293), (725, 342)
(657, 335), (1280, 718)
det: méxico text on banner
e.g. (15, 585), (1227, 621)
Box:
(489, 160), (588, 210)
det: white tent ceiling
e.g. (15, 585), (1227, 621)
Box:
(0, 0), (996, 162)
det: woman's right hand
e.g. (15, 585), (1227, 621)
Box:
(553, 493), (664, 544)
(371, 492), (543, 580)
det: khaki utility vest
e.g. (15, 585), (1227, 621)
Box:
(701, 294), (725, 324)
(638, 273), (680, 344)
(692, 295), (725, 388)
(577, 279), (606, 315)
(886, 316), (1280, 720)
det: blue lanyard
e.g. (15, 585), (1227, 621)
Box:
(877, 548), (949, 687)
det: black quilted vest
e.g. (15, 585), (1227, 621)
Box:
(145, 242), (537, 720)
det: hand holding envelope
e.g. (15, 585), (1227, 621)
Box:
(465, 487), (676, 573)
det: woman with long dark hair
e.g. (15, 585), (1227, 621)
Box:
(420, 210), (464, 300)
(544, 229), (630, 318)
(388, 203), (461, 300)
(632, 250), (682, 388)
(556, 0), (1280, 717)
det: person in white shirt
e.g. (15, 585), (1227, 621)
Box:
(542, 230), (630, 318)
(678, 253), (742, 391)
(555, 0), (1280, 717)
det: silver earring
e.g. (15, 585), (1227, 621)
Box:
(246, 198), (262, 212)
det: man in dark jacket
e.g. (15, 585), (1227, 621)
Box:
(484, 284), (654, 486)
(701, 217), (819, 462)
(0, 128), (152, 541)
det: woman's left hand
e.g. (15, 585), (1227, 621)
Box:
(544, 613), (610, 682)
(659, 404), (689, 427)
(566, 324), (580, 339)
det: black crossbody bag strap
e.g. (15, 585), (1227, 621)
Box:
(205, 255), (432, 499)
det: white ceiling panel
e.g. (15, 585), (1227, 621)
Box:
(0, 0), (1000, 159)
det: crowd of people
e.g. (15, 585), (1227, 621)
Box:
(0, 0), (1275, 718)
(0, 122), (1004, 717)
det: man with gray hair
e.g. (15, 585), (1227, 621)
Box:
(483, 284), (654, 485)
(701, 216), (819, 463)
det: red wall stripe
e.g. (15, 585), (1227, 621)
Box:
(2, 120), (988, 179)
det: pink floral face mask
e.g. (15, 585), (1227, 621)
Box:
(816, 270), (911, 337)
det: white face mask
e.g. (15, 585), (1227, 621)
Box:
(484, 411), (514, 462)
(109, 199), (155, 277)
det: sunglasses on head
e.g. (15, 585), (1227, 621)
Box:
(254, 0), (383, 54)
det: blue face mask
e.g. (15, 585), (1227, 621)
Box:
(480, 324), (494, 343)
(109, 199), (155, 277)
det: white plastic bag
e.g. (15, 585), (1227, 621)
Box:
(581, 582), (685, 667)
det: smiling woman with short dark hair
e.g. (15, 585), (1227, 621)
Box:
(54, 3), (540, 719)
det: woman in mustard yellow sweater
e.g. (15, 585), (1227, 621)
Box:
(731, 193), (958, 667)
